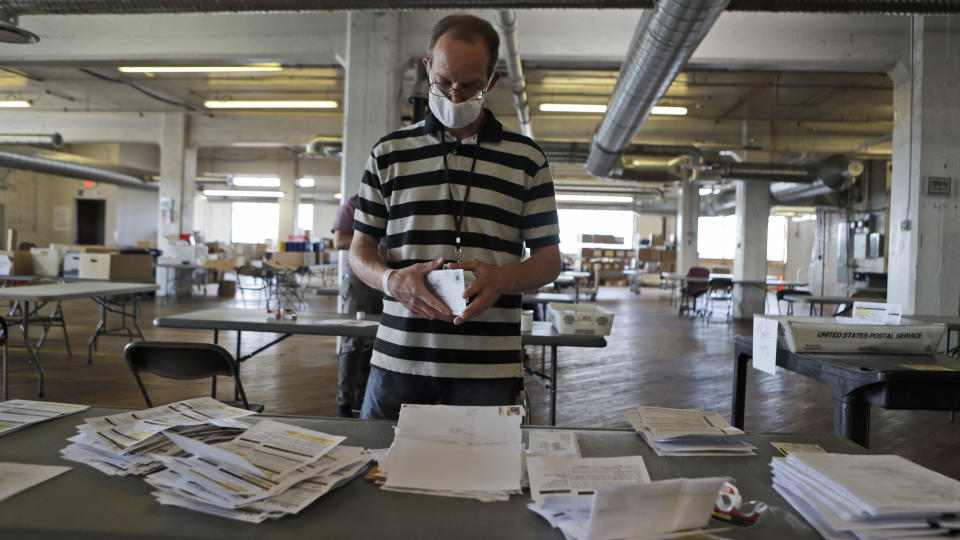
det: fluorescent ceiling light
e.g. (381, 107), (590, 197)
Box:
(651, 106), (688, 116)
(119, 65), (282, 73)
(334, 192), (342, 199)
(540, 103), (607, 113)
(699, 187), (715, 196)
(204, 100), (338, 109)
(556, 194), (633, 203)
(232, 176), (280, 188)
(539, 104), (687, 116)
(203, 190), (284, 198)
(297, 177), (316, 188)
(0, 100), (31, 108)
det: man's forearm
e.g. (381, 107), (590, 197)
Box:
(503, 245), (562, 294)
(348, 233), (390, 292)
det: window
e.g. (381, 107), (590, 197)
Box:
(231, 202), (279, 244)
(696, 215), (788, 262)
(557, 209), (633, 255)
(297, 203), (314, 231)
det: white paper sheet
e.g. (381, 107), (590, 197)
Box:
(425, 269), (474, 316)
(0, 400), (88, 436)
(0, 462), (72, 501)
(752, 316), (780, 375)
(527, 456), (651, 508)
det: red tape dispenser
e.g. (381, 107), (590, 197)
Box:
(712, 481), (767, 527)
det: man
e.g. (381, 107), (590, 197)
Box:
(349, 13), (562, 420)
(331, 193), (383, 418)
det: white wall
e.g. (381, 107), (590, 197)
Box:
(115, 187), (159, 246)
(784, 218), (816, 283)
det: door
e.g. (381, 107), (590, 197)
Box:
(76, 199), (106, 245)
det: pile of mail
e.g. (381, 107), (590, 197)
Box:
(526, 454), (727, 540)
(146, 419), (371, 523)
(373, 404), (523, 501)
(61, 397), (256, 476)
(0, 400), (88, 436)
(772, 452), (960, 540)
(622, 406), (755, 456)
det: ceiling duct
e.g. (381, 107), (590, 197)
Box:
(0, 146), (158, 190)
(0, 133), (63, 149)
(495, 10), (533, 139)
(585, 0), (729, 178)
(539, 140), (699, 164)
(0, 6), (38, 43)
(770, 156), (863, 202)
(3, 1), (958, 13)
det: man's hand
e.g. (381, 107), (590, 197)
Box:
(448, 259), (517, 325)
(388, 258), (455, 322)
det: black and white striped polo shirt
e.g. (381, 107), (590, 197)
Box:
(354, 110), (560, 379)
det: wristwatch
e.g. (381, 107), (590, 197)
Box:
(381, 268), (395, 296)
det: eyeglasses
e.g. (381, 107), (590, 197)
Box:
(428, 81), (489, 101)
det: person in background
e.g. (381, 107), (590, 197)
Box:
(348, 14), (561, 420)
(331, 193), (383, 417)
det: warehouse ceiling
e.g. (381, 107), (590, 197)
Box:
(0, 63), (893, 162)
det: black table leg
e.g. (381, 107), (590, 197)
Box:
(731, 350), (750, 429)
(834, 393), (871, 448)
(549, 345), (558, 426)
(235, 330), (242, 401)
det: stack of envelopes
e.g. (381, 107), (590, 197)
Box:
(61, 397), (255, 476)
(145, 419), (371, 523)
(0, 400), (88, 436)
(772, 453), (960, 539)
(374, 404), (524, 502)
(622, 406), (755, 456)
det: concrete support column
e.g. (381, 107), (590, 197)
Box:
(340, 11), (401, 199)
(676, 181), (699, 274)
(733, 180), (769, 318)
(277, 159), (297, 242)
(888, 16), (960, 316)
(157, 112), (197, 296)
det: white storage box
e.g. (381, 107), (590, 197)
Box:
(62, 252), (83, 277)
(30, 248), (61, 277)
(79, 253), (112, 280)
(79, 253), (153, 281)
(547, 302), (614, 335)
(760, 316), (946, 354)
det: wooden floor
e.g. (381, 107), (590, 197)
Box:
(4, 284), (959, 479)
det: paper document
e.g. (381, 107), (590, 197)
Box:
(425, 269), (475, 316)
(0, 400), (88, 436)
(752, 317), (780, 375)
(380, 404), (523, 500)
(770, 442), (826, 456)
(835, 301), (902, 325)
(528, 430), (582, 458)
(622, 406), (753, 456)
(312, 319), (379, 327)
(527, 455), (650, 508)
(0, 462), (72, 502)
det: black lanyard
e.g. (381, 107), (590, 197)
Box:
(439, 131), (479, 263)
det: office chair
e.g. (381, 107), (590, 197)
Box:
(678, 267), (710, 318)
(777, 289), (810, 315)
(123, 341), (264, 412)
(705, 277), (734, 323)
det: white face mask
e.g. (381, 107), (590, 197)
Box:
(428, 90), (485, 130)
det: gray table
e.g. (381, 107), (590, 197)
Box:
(732, 335), (960, 447)
(0, 405), (864, 539)
(782, 294), (885, 316)
(910, 315), (960, 354)
(0, 281), (159, 399)
(153, 309), (607, 426)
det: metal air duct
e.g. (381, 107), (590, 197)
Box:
(585, 0), (729, 178)
(0, 146), (158, 190)
(0, 6), (38, 43)
(3, 1), (958, 13)
(495, 10), (533, 139)
(0, 133), (64, 149)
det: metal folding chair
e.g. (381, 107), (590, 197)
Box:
(123, 341), (264, 412)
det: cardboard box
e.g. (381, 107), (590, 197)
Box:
(273, 251), (309, 268)
(79, 253), (153, 281)
(759, 315), (946, 355)
(63, 252), (83, 277)
(30, 248), (61, 277)
(0, 250), (34, 276)
(202, 259), (236, 272)
(218, 280), (237, 298)
(660, 249), (677, 263)
(636, 248), (655, 262)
